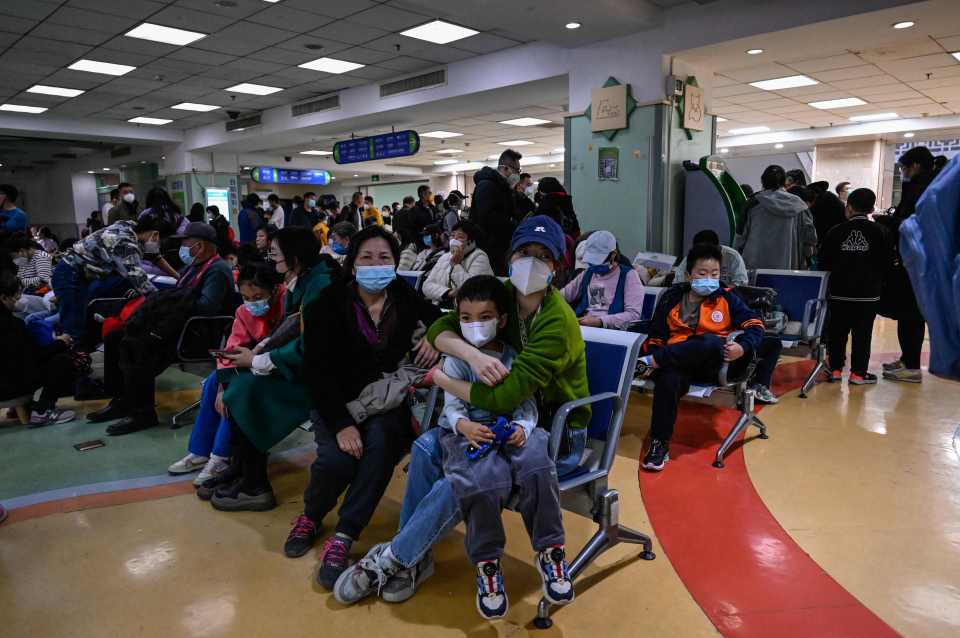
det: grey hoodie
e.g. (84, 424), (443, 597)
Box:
(735, 189), (817, 270)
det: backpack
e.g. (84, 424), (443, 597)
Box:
(732, 285), (782, 332)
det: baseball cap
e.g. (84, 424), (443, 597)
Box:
(510, 215), (565, 261)
(581, 230), (617, 266)
(172, 221), (217, 242)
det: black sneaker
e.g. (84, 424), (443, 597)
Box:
(284, 513), (320, 558)
(316, 535), (352, 590)
(210, 484), (276, 512)
(849, 372), (878, 385)
(196, 465), (241, 501)
(86, 400), (129, 423)
(642, 439), (669, 471)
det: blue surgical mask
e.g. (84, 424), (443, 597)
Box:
(179, 245), (195, 266)
(244, 299), (270, 317)
(355, 265), (396, 293)
(331, 241), (348, 255)
(691, 278), (720, 296)
(422, 235), (433, 248)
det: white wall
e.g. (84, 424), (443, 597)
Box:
(722, 153), (808, 192)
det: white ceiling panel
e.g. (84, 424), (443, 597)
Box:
(787, 53), (864, 73)
(810, 65), (886, 83)
(722, 63), (797, 83)
(836, 74), (900, 89)
(859, 39), (946, 62)
(935, 34), (960, 51)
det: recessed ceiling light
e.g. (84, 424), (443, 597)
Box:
(125, 23), (206, 46)
(435, 149), (464, 155)
(263, 0), (281, 3)
(750, 75), (818, 90)
(433, 159), (459, 165)
(87, 170), (95, 174)
(728, 126), (770, 135)
(552, 147), (565, 153)
(903, 132), (915, 138)
(421, 131), (462, 139)
(0, 104), (48, 113)
(892, 21), (915, 29)
(808, 97), (866, 109)
(719, 148), (729, 154)
(497, 140), (534, 146)
(171, 102), (220, 112)
(400, 20), (478, 45)
(716, 117), (728, 122)
(68, 59), (136, 76)
(499, 117), (551, 127)
(102, 167), (111, 171)
(849, 112), (898, 122)
(566, 22), (581, 30)
(128, 116), (172, 125)
(951, 52), (960, 62)
(299, 150), (332, 155)
(298, 57), (365, 74)
(26, 85), (84, 97)
(774, 143), (784, 149)
(225, 83), (283, 95)
(353, 174), (359, 177)
(746, 48), (764, 55)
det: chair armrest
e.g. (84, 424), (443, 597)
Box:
(800, 297), (825, 340)
(717, 331), (744, 386)
(548, 392), (619, 462)
(177, 315), (235, 362)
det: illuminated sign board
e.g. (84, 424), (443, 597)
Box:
(333, 130), (420, 164)
(250, 167), (331, 185)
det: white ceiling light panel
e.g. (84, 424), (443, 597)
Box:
(750, 75), (818, 91)
(125, 23), (207, 46)
(401, 20), (478, 45)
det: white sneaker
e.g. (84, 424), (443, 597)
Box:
(28, 409), (76, 428)
(194, 455), (230, 486)
(168, 453), (209, 475)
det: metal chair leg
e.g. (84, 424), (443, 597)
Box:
(800, 344), (826, 398)
(753, 415), (768, 439)
(533, 490), (654, 629)
(170, 399), (200, 429)
(714, 412), (751, 468)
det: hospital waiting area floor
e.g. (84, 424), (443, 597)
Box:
(2, 318), (958, 638)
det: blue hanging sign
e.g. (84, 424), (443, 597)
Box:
(333, 130), (420, 164)
(250, 167), (331, 185)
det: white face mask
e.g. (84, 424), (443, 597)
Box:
(509, 256), (553, 296)
(448, 238), (463, 250)
(460, 319), (499, 348)
(122, 192), (135, 204)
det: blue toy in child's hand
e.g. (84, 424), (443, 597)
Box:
(466, 417), (515, 460)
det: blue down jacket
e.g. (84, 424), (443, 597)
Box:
(900, 155), (960, 380)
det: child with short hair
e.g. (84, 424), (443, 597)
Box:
(437, 274), (573, 620)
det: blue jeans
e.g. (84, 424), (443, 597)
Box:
(391, 429), (462, 567)
(51, 261), (130, 342)
(187, 372), (231, 458)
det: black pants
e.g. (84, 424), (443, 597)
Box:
(897, 313), (926, 370)
(827, 300), (877, 375)
(650, 335), (751, 442)
(8, 351), (78, 413)
(231, 420), (270, 492)
(303, 407), (414, 539)
(103, 329), (174, 423)
(753, 337), (783, 389)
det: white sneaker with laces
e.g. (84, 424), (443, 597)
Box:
(194, 455), (230, 486)
(28, 409), (76, 427)
(168, 453), (209, 475)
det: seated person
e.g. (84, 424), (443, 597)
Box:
(437, 275), (572, 619)
(254, 226), (274, 260)
(51, 216), (178, 344)
(6, 233), (53, 292)
(673, 229), (748, 286)
(167, 262), (286, 486)
(0, 270), (76, 427)
(561, 230), (643, 329)
(640, 243), (764, 472)
(319, 221), (356, 265)
(421, 220), (493, 306)
(282, 226), (442, 590)
(333, 216), (588, 608)
(397, 222), (445, 272)
(88, 222), (235, 435)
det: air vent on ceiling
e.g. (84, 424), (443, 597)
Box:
(225, 114), (262, 132)
(292, 94), (340, 117)
(380, 69), (446, 98)
(110, 145), (131, 158)
(52, 152), (78, 159)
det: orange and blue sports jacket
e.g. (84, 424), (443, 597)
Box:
(644, 283), (764, 363)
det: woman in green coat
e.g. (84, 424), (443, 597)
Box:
(211, 227), (334, 511)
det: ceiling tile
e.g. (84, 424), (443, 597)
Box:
(246, 47), (318, 66)
(1, 0), (61, 20)
(453, 33), (522, 55)
(191, 21), (297, 56)
(850, 84), (916, 97)
(0, 14), (37, 34)
(47, 6), (139, 32)
(173, 0), (265, 19)
(221, 58), (288, 75)
(840, 74), (900, 89)
(127, 65), (193, 84)
(860, 39), (945, 63)
(84, 46), (159, 67)
(275, 35), (351, 56)
(246, 5), (336, 31)
(29, 23), (112, 47)
(280, 0), (377, 19)
(9, 41), (91, 67)
(713, 84), (765, 98)
(712, 63), (797, 83)
(341, 5), (431, 31)
(332, 46), (396, 65)
(68, 0), (168, 20)
(150, 6), (241, 33)
(344, 66), (398, 82)
(263, 67), (324, 83)
(166, 47), (239, 67)
(96, 37), (180, 58)
(198, 66), (261, 83)
(876, 54), (960, 81)
(811, 65), (886, 83)
(404, 45), (474, 64)
(788, 53), (864, 73)
(312, 20), (389, 43)
(41, 69), (109, 90)
(935, 35), (960, 51)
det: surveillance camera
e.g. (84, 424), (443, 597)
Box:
(227, 110), (240, 120)
(284, 156), (292, 162)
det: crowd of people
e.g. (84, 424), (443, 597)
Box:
(0, 146), (944, 613)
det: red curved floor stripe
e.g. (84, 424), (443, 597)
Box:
(638, 361), (902, 638)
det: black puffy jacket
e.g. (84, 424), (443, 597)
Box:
(471, 167), (516, 275)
